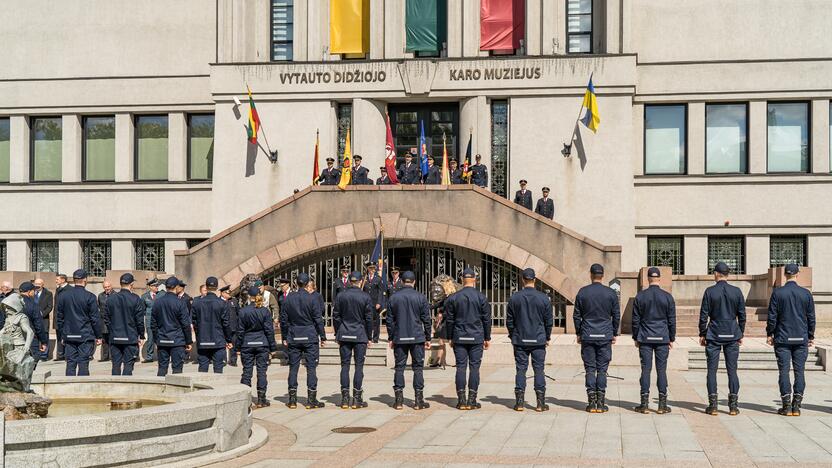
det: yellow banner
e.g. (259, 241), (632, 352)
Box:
(330, 0), (369, 54)
(338, 129), (352, 190)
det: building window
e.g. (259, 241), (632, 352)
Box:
(186, 239), (208, 249)
(188, 114), (214, 181)
(83, 116), (115, 182)
(271, 0), (293, 61)
(491, 100), (509, 198)
(31, 117), (62, 182)
(0, 118), (9, 183)
(768, 102), (809, 173)
(31, 240), (58, 273)
(135, 240), (165, 272)
(644, 104), (686, 175)
(567, 0), (592, 53)
(82, 240), (111, 277)
(770, 236), (807, 267)
(135, 115), (169, 181)
(0, 240), (6, 271)
(706, 103), (747, 174)
(707, 236), (745, 274)
(337, 103), (352, 165)
(647, 236), (684, 275)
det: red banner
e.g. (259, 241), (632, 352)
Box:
(480, 0), (525, 51)
(384, 113), (399, 184)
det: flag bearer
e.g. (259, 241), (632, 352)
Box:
(333, 271), (374, 409)
(104, 273), (146, 376)
(237, 286), (278, 408)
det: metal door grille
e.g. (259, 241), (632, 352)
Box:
(31, 240), (58, 273)
(770, 236), (807, 267)
(82, 240), (111, 277)
(135, 240), (165, 272)
(708, 236), (745, 274)
(647, 236), (684, 274)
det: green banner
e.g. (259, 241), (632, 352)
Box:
(406, 0), (447, 52)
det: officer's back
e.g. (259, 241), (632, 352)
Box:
(507, 287), (552, 346)
(444, 286), (491, 343)
(280, 289), (324, 342)
(632, 285), (676, 343)
(334, 286), (373, 342)
(107, 288), (145, 344)
(574, 282), (620, 341)
(192, 293), (231, 346)
(58, 284), (100, 341)
(768, 281), (815, 344)
(700, 280), (746, 342)
(237, 302), (277, 349)
(387, 286), (430, 343)
(152, 292), (191, 346)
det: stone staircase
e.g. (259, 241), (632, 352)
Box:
(274, 343), (387, 366)
(675, 304), (768, 337)
(688, 347), (823, 371)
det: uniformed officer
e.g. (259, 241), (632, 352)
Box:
(424, 156), (441, 184)
(632, 267), (676, 414)
(387, 266), (404, 297)
(318, 157), (341, 185)
(56, 270), (102, 376)
(507, 268), (553, 412)
(574, 264), (620, 413)
(376, 166), (392, 185)
(220, 285), (240, 366)
(699, 261), (746, 416)
(104, 273), (146, 376)
(398, 153), (421, 185)
(444, 268), (491, 410)
(534, 187), (555, 220)
(363, 262), (384, 343)
(470, 154), (488, 188)
(274, 277), (291, 323)
(513, 180), (533, 210)
(351, 155), (371, 185)
(767, 263), (815, 417)
(333, 265), (351, 301)
(236, 286), (278, 408)
(386, 271), (432, 410)
(19, 282), (48, 369)
(141, 278), (161, 363)
(333, 271), (374, 409)
(150, 276), (193, 377)
(192, 276), (233, 373)
(450, 159), (464, 184)
(280, 272), (327, 409)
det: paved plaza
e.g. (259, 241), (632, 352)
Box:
(34, 343), (832, 468)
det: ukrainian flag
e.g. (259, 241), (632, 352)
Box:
(580, 75), (600, 133)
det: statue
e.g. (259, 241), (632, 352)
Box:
(0, 293), (37, 393)
(428, 274), (462, 307)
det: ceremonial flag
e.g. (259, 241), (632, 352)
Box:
(462, 130), (472, 183)
(330, 0), (370, 54)
(311, 129), (320, 185)
(370, 228), (387, 292)
(440, 133), (451, 185)
(419, 120), (429, 177)
(580, 74), (601, 133)
(480, 0), (525, 51)
(246, 85), (261, 144)
(338, 129), (352, 190)
(384, 113), (399, 184)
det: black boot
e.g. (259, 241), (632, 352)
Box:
(467, 390), (481, 410)
(352, 389), (368, 409)
(393, 389), (404, 410)
(256, 391), (270, 408)
(586, 391), (597, 413)
(791, 394), (802, 417)
(705, 394), (718, 415)
(634, 393), (650, 414)
(728, 394), (739, 416)
(414, 390), (430, 410)
(597, 391), (609, 413)
(535, 390), (549, 412)
(456, 390), (468, 410)
(514, 390), (525, 411)
(657, 393), (671, 414)
(340, 389), (351, 409)
(305, 390), (325, 409)
(287, 388), (298, 409)
(777, 394), (791, 416)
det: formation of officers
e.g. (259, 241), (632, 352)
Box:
(317, 152), (489, 187)
(32, 258), (815, 416)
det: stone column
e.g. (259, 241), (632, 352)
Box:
(446, 0), (463, 57)
(462, 0), (480, 57)
(632, 104), (644, 176)
(168, 112), (188, 182)
(525, 0), (542, 56)
(811, 99), (830, 174)
(5, 240), (29, 272)
(684, 235), (708, 275)
(605, 0), (621, 54)
(115, 113), (134, 182)
(383, 0), (404, 59)
(369, 0), (384, 59)
(687, 103), (705, 175)
(61, 114), (82, 182)
(748, 100), (767, 174)
(745, 235), (770, 275)
(165, 240), (188, 274)
(293, 0), (309, 61)
(459, 96), (491, 175)
(9, 116), (29, 183)
(808, 236), (832, 293)
(58, 240), (82, 275)
(351, 98), (386, 173)
(111, 240), (135, 271)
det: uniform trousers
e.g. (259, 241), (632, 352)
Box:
(241, 347), (270, 393)
(453, 343), (483, 392)
(65, 341), (94, 376)
(141, 313), (155, 361)
(287, 342), (320, 391)
(581, 341), (612, 392)
(371, 310), (381, 342)
(638, 343), (669, 394)
(705, 340), (740, 395)
(227, 334), (238, 365)
(393, 343), (425, 391)
(775, 344), (808, 396)
(339, 342), (367, 390)
(157, 345), (186, 376)
(513, 345), (546, 392)
(110, 343), (138, 375)
(197, 347), (226, 373)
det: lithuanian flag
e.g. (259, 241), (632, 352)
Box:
(338, 129), (352, 190)
(246, 85), (261, 144)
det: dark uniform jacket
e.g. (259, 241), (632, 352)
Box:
(698, 280), (746, 343)
(333, 276), (350, 301)
(574, 283), (621, 343)
(23, 296), (48, 355)
(57, 285), (102, 343)
(333, 286), (373, 343)
(443, 286), (492, 344)
(150, 292), (193, 347)
(450, 168), (464, 184)
(98, 291), (114, 334)
(362, 272), (383, 308)
(54, 283), (72, 336)
(318, 167), (341, 185)
(507, 287), (553, 346)
(36, 288), (53, 321)
(224, 297), (239, 335)
(387, 277), (404, 297)
(766, 281), (815, 345)
(376, 175), (392, 185)
(386, 287), (432, 345)
(470, 163), (488, 187)
(279, 289), (326, 344)
(191, 293), (232, 349)
(104, 289), (146, 345)
(535, 198), (555, 219)
(398, 163), (421, 185)
(351, 165), (371, 185)
(236, 304), (278, 351)
(514, 190), (533, 210)
(631, 285), (676, 344)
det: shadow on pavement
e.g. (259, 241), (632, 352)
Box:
(428, 394), (458, 408)
(370, 393), (397, 406)
(481, 395), (516, 409)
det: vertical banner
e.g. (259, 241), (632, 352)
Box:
(406, 0), (448, 52)
(480, 0), (525, 51)
(330, 0), (370, 54)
